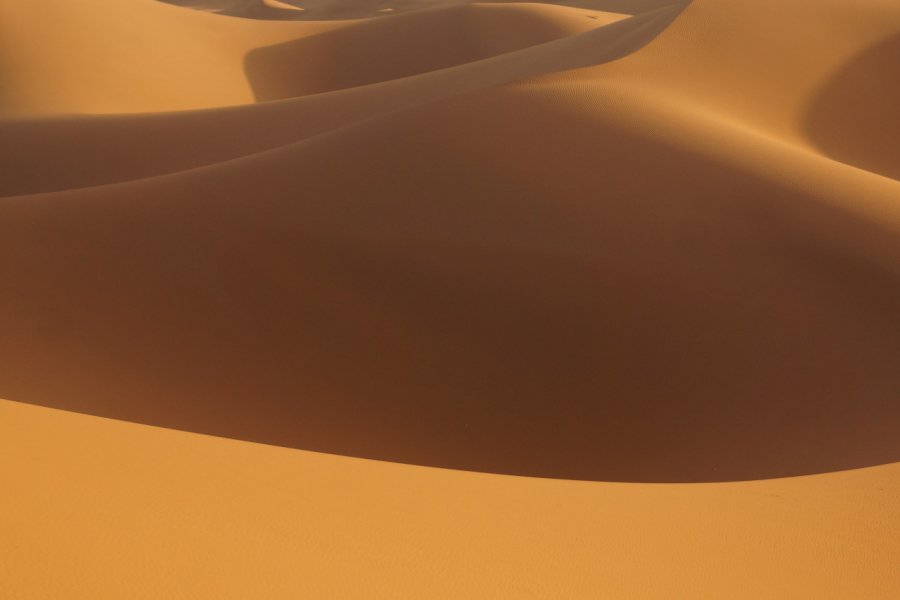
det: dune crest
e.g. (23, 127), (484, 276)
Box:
(1, 0), (900, 594)
(1, 0), (898, 482)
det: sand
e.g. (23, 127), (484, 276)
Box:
(1, 0), (898, 596)
(3, 398), (900, 598)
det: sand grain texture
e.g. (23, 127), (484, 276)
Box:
(1, 0), (899, 596)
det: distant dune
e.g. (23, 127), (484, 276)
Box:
(1, 0), (898, 597)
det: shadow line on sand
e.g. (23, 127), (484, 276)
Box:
(804, 33), (900, 182)
(241, 1), (690, 101)
(161, 0), (684, 22)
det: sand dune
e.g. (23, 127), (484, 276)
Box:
(3, 399), (899, 598)
(1, 0), (899, 596)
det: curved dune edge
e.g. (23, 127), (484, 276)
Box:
(0, 0), (672, 117)
(0, 0), (899, 483)
(2, 0), (899, 589)
(2, 399), (899, 599)
(163, 0), (674, 21)
(0, 0), (677, 196)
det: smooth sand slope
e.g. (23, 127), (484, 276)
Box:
(1, 0), (899, 595)
(3, 399), (900, 599)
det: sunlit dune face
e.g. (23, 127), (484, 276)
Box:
(1, 0), (900, 594)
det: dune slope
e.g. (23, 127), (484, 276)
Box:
(1, 0), (899, 595)
(3, 398), (900, 599)
(1, 0), (898, 481)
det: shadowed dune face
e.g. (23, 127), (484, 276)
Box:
(0, 3), (680, 196)
(5, 1), (900, 596)
(243, 3), (616, 100)
(161, 0), (676, 21)
(1, 0), (900, 484)
(2, 86), (900, 483)
(805, 33), (900, 181)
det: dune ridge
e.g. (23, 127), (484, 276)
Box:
(0, 1), (679, 195)
(1, 0), (899, 595)
(1, 0), (898, 481)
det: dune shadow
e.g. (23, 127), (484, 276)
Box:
(241, 4), (572, 101)
(161, 0), (683, 21)
(10, 0), (900, 485)
(804, 33), (900, 181)
(240, 2), (624, 102)
(242, 1), (689, 102)
(4, 101), (900, 484)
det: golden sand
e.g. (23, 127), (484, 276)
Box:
(1, 0), (898, 596)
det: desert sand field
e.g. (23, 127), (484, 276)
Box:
(1, 0), (899, 597)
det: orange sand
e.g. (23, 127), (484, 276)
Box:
(1, 0), (898, 596)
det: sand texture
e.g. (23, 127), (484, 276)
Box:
(1, 0), (898, 596)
